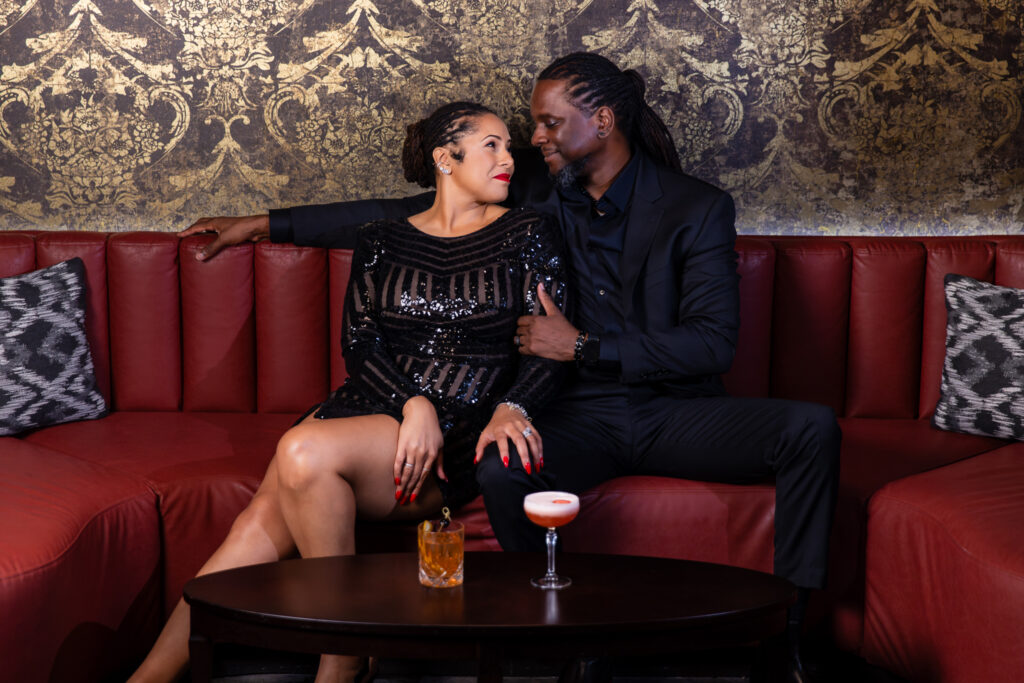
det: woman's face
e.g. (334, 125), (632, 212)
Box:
(441, 113), (514, 204)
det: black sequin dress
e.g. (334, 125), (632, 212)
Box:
(313, 206), (569, 507)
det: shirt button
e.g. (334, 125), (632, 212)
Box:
(598, 289), (606, 296)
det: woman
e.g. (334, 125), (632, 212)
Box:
(128, 102), (568, 683)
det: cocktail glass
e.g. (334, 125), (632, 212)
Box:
(417, 519), (464, 588)
(523, 491), (579, 589)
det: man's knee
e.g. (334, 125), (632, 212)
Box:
(475, 441), (530, 495)
(801, 404), (841, 473)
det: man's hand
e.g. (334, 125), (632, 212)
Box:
(515, 283), (577, 361)
(178, 214), (271, 261)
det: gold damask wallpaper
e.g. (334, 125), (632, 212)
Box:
(0, 0), (1021, 235)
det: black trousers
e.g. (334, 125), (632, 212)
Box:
(476, 380), (841, 590)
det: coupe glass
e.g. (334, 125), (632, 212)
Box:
(523, 491), (579, 589)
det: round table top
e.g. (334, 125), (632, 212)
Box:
(184, 552), (795, 638)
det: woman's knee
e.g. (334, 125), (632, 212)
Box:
(275, 428), (333, 492)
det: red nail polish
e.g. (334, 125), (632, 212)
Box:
(395, 490), (402, 500)
(395, 476), (400, 485)
(540, 457), (544, 468)
(411, 492), (417, 503)
(525, 462), (532, 474)
(502, 456), (509, 467)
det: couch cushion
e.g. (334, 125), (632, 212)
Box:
(107, 233), (182, 411)
(823, 417), (1006, 651)
(770, 240), (851, 415)
(0, 258), (107, 435)
(845, 239), (925, 419)
(561, 475), (775, 573)
(919, 239), (994, 418)
(180, 237), (256, 411)
(25, 411), (298, 616)
(863, 444), (1024, 682)
(255, 241), (331, 413)
(0, 437), (160, 683)
(357, 476), (777, 577)
(933, 274), (1024, 441)
(34, 232), (112, 404)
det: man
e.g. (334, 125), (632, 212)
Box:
(183, 53), (839, 682)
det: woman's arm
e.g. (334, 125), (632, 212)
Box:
(474, 214), (571, 471)
(342, 223), (444, 503)
(341, 223), (426, 418)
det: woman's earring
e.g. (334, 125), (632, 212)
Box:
(436, 162), (451, 175)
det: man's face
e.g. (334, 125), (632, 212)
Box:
(530, 79), (601, 180)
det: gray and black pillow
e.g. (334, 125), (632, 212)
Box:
(933, 273), (1024, 441)
(0, 258), (107, 435)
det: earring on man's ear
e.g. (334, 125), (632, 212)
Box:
(597, 130), (608, 139)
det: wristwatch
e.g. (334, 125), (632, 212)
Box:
(581, 334), (601, 366)
(574, 331), (601, 367)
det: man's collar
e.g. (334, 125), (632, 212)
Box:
(555, 149), (641, 210)
(601, 150), (639, 213)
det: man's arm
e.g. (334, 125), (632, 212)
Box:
(516, 191), (739, 383)
(178, 193), (434, 261)
(612, 192), (739, 383)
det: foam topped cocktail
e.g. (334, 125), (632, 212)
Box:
(523, 491), (579, 589)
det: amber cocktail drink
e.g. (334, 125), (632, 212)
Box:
(524, 491), (579, 589)
(417, 520), (464, 588)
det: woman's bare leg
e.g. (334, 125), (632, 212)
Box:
(273, 414), (443, 683)
(127, 458), (296, 683)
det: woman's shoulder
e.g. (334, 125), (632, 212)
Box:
(501, 206), (559, 237)
(355, 216), (410, 243)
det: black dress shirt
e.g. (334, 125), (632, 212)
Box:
(555, 151), (640, 375)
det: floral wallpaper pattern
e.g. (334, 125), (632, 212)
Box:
(0, 0), (1021, 235)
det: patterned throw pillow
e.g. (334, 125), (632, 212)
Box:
(933, 274), (1024, 441)
(0, 258), (107, 435)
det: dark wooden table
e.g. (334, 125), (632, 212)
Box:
(184, 552), (795, 682)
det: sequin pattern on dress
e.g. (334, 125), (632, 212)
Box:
(313, 207), (569, 506)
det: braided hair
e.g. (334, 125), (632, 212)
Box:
(402, 101), (496, 187)
(537, 52), (681, 172)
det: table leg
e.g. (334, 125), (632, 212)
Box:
(477, 645), (502, 683)
(188, 632), (215, 683)
(559, 657), (611, 683)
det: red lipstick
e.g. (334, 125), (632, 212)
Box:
(494, 173), (511, 182)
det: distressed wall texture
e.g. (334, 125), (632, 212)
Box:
(0, 0), (1021, 235)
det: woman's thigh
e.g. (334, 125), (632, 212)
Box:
(278, 412), (444, 521)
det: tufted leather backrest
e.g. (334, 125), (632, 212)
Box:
(3, 231), (1024, 417)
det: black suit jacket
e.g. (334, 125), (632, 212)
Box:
(273, 149), (739, 395)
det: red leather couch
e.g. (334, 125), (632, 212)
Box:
(2, 231), (1022, 682)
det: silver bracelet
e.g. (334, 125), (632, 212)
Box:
(500, 401), (532, 422)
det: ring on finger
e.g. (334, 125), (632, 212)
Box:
(404, 462), (414, 469)
(514, 335), (521, 347)
(522, 426), (533, 437)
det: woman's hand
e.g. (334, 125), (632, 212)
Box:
(474, 404), (542, 474)
(395, 396), (444, 504)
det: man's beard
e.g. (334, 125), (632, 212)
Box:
(553, 154), (590, 190)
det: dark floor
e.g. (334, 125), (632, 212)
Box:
(205, 640), (908, 683)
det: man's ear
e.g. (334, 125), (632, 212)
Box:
(595, 105), (615, 139)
